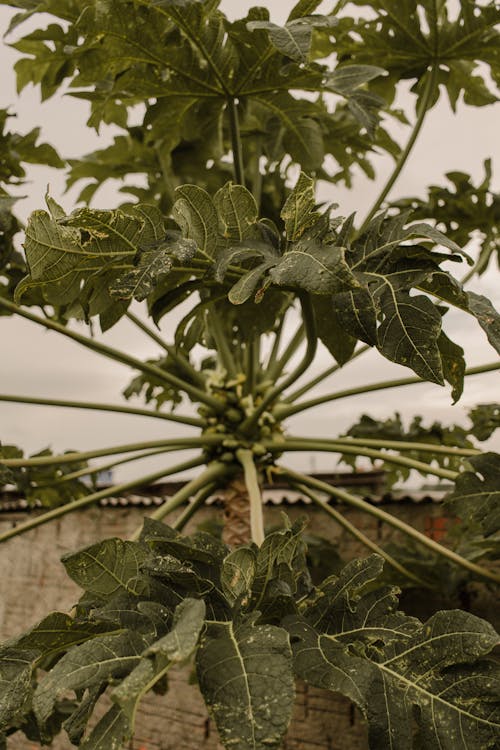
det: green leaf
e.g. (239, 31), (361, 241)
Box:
(214, 238), (279, 283)
(377, 289), (444, 384)
(330, 287), (379, 346)
(196, 617), (295, 750)
(63, 685), (105, 745)
(62, 539), (149, 599)
(247, 17), (336, 64)
(33, 630), (147, 725)
(254, 93), (325, 172)
(214, 183), (259, 241)
(286, 556), (500, 750)
(438, 331), (465, 404)
(330, 1), (500, 111)
(172, 185), (219, 259)
(312, 296), (357, 364)
(78, 704), (130, 750)
(468, 404), (500, 442)
(110, 232), (197, 301)
(2, 611), (111, 659)
(16, 202), (166, 318)
(250, 520), (310, 615)
(445, 453), (500, 557)
(221, 547), (257, 605)
(287, 0), (323, 22)
(467, 291), (500, 355)
(111, 598), (205, 733)
(270, 239), (360, 295)
(326, 65), (386, 94)
(146, 597), (205, 662)
(0, 648), (36, 727)
(391, 161), (500, 278)
(228, 260), (276, 304)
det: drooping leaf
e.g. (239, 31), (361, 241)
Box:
(377, 289), (444, 384)
(228, 260), (276, 304)
(110, 233), (197, 301)
(249, 520), (310, 618)
(467, 291), (500, 355)
(437, 330), (465, 404)
(0, 648), (37, 726)
(215, 238), (279, 284)
(16, 201), (167, 320)
(196, 617), (295, 750)
(111, 598), (205, 734)
(63, 685), (105, 746)
(33, 630), (148, 725)
(312, 296), (357, 365)
(270, 240), (360, 295)
(2, 611), (112, 659)
(78, 704), (130, 750)
(330, 287), (379, 346)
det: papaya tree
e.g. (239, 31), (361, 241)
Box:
(0, 1), (499, 748)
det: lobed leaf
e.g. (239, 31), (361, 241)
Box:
(286, 555), (500, 749)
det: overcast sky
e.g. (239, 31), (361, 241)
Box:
(1, 1), (499, 483)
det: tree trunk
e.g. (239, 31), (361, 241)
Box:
(220, 475), (252, 547)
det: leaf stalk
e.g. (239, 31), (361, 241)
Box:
(0, 393), (203, 428)
(237, 448), (265, 546)
(281, 468), (500, 584)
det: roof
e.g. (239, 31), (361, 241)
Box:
(0, 471), (449, 513)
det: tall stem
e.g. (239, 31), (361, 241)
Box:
(280, 468), (500, 585)
(244, 338), (259, 395)
(2, 436), (224, 468)
(265, 317), (286, 376)
(228, 97), (245, 186)
(241, 294), (316, 434)
(275, 361), (500, 419)
(209, 305), (238, 378)
(0, 298), (222, 412)
(0, 456), (208, 545)
(356, 65), (438, 236)
(291, 481), (424, 586)
(267, 324), (305, 382)
(284, 344), (370, 402)
(237, 449), (265, 546)
(264, 438), (459, 481)
(126, 310), (205, 387)
(0, 394), (203, 428)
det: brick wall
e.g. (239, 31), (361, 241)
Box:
(0, 501), (496, 749)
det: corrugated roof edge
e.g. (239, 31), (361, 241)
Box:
(0, 472), (449, 513)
